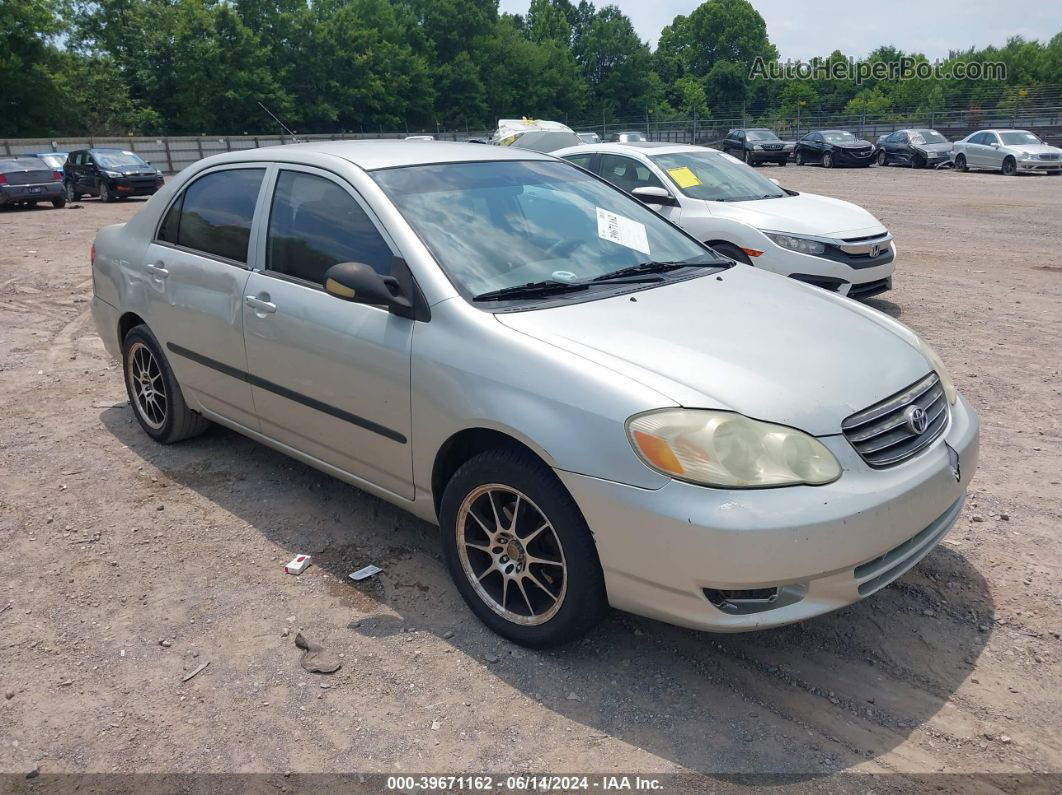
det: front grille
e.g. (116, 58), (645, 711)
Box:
(842, 372), (948, 467)
(1039, 153), (1060, 161)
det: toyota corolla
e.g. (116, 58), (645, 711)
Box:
(90, 141), (979, 647)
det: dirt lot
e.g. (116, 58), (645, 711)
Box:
(1, 163), (1060, 790)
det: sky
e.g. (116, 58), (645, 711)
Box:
(498, 0), (1062, 61)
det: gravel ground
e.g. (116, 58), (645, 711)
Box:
(0, 162), (1060, 791)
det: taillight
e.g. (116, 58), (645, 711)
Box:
(0, 174), (7, 185)
(90, 244), (96, 268)
(52, 171), (62, 182)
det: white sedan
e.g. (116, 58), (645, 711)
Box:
(952, 129), (1062, 175)
(554, 142), (896, 300)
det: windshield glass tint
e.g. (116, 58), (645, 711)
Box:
(911, 130), (946, 145)
(746, 130), (779, 141)
(95, 151), (148, 169)
(999, 131), (1041, 146)
(823, 132), (857, 144)
(373, 160), (711, 298)
(650, 150), (785, 201)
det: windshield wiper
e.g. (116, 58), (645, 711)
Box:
(473, 280), (589, 302)
(590, 256), (729, 282)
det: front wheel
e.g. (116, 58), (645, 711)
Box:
(795, 149), (806, 166)
(51, 196), (66, 209)
(99, 181), (114, 202)
(1001, 157), (1017, 176)
(954, 154), (968, 172)
(876, 150), (887, 167)
(743, 150), (753, 165)
(439, 449), (608, 648)
(822, 151), (834, 168)
(65, 182), (81, 201)
(122, 325), (210, 444)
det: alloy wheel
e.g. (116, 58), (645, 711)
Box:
(455, 484), (567, 626)
(127, 341), (167, 430)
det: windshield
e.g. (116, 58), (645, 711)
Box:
(746, 130), (779, 142)
(94, 151), (148, 169)
(37, 154), (66, 169)
(910, 130), (947, 145)
(372, 160), (715, 300)
(999, 131), (1042, 146)
(650, 150), (786, 202)
(822, 131), (857, 144)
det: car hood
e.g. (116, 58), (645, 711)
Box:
(914, 142), (953, 154)
(1009, 144), (1062, 156)
(495, 267), (932, 436)
(832, 140), (872, 149)
(703, 191), (887, 238)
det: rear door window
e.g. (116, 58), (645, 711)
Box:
(161, 168), (265, 263)
(598, 154), (665, 193)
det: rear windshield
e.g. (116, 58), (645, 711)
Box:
(0, 157), (49, 172)
(36, 154), (67, 169)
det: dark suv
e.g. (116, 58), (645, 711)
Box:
(722, 128), (793, 166)
(64, 148), (164, 202)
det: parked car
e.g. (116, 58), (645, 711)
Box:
(555, 142), (895, 299)
(952, 129), (1062, 176)
(32, 151), (70, 176)
(0, 156), (65, 208)
(794, 130), (875, 168)
(64, 148), (164, 202)
(874, 129), (953, 168)
(721, 128), (793, 166)
(576, 132), (601, 144)
(608, 131), (647, 143)
(91, 141), (978, 647)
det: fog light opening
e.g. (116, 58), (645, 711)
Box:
(704, 587), (779, 609)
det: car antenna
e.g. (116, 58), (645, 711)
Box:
(258, 102), (302, 144)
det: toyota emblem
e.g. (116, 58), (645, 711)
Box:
(903, 405), (929, 435)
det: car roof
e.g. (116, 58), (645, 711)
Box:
(551, 142), (721, 158)
(981, 129), (1031, 134)
(197, 140), (554, 171)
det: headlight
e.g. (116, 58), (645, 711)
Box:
(627, 409), (841, 488)
(104, 170), (122, 178)
(913, 337), (957, 405)
(764, 232), (826, 256)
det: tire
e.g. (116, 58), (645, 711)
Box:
(795, 149), (806, 166)
(1001, 157), (1017, 176)
(776, 159), (787, 167)
(743, 150), (753, 165)
(876, 150), (887, 167)
(912, 154), (925, 169)
(822, 151), (834, 169)
(121, 324), (210, 444)
(955, 154), (968, 172)
(52, 197), (66, 209)
(99, 181), (114, 202)
(65, 182), (81, 201)
(709, 241), (753, 266)
(439, 448), (608, 648)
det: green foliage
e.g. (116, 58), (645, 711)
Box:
(2, 0), (1060, 137)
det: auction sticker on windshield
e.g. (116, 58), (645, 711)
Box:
(667, 166), (701, 188)
(596, 207), (650, 255)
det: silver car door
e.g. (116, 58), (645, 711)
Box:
(142, 165), (268, 430)
(241, 165), (414, 499)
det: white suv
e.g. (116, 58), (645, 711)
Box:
(554, 142), (896, 300)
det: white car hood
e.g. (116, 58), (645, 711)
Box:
(1011, 144), (1062, 156)
(702, 192), (886, 238)
(496, 266), (932, 436)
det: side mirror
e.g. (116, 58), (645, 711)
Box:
(323, 262), (412, 312)
(631, 186), (677, 206)
(990, 142), (1000, 148)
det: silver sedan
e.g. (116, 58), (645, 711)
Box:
(91, 141), (979, 647)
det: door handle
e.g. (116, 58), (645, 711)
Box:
(245, 295), (276, 314)
(145, 262), (168, 278)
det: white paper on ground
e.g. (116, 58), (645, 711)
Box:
(596, 207), (650, 255)
(349, 564), (382, 581)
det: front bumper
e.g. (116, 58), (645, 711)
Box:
(748, 149), (789, 163)
(558, 394), (979, 632)
(1017, 159), (1061, 172)
(833, 149), (875, 166)
(108, 176), (163, 196)
(0, 182), (63, 204)
(757, 239), (897, 298)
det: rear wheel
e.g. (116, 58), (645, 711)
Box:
(876, 150), (888, 167)
(822, 151), (834, 169)
(1001, 157), (1017, 176)
(122, 325), (210, 444)
(954, 154), (968, 172)
(439, 448), (607, 648)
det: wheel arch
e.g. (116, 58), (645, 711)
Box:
(118, 311), (147, 346)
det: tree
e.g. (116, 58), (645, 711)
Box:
(577, 5), (653, 118)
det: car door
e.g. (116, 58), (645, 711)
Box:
(966, 133), (987, 167)
(241, 165), (414, 499)
(983, 132), (1005, 168)
(70, 152), (88, 193)
(893, 132), (911, 164)
(143, 165), (266, 429)
(597, 153), (681, 223)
